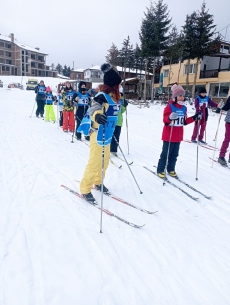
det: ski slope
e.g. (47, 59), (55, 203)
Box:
(0, 76), (229, 305)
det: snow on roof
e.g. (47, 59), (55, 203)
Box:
(0, 34), (47, 54)
(83, 65), (152, 75)
(73, 68), (85, 72)
(57, 74), (70, 79)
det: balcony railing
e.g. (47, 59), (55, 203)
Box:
(200, 69), (219, 78)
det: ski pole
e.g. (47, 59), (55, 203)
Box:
(100, 125), (106, 233)
(195, 119), (201, 180)
(163, 120), (174, 186)
(211, 110), (223, 168)
(29, 99), (36, 118)
(56, 101), (59, 128)
(125, 108), (130, 154)
(113, 135), (143, 194)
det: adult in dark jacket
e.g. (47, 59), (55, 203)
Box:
(191, 86), (217, 144)
(217, 96), (230, 165)
(73, 81), (91, 140)
(35, 80), (46, 118)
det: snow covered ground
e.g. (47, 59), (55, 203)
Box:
(0, 76), (230, 305)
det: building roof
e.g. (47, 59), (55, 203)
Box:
(73, 68), (85, 72)
(84, 65), (152, 75)
(0, 34), (47, 55)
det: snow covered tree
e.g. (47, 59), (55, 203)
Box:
(56, 63), (63, 74)
(139, 0), (171, 102)
(105, 43), (119, 66)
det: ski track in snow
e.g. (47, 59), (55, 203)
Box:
(0, 78), (230, 305)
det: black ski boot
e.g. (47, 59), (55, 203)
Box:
(94, 184), (111, 195)
(82, 192), (97, 204)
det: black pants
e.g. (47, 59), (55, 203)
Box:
(75, 107), (88, 139)
(110, 126), (122, 153)
(59, 111), (63, 127)
(157, 141), (180, 173)
(36, 100), (45, 117)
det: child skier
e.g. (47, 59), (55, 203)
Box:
(62, 81), (75, 132)
(157, 84), (202, 179)
(73, 81), (91, 141)
(35, 80), (46, 118)
(44, 86), (56, 123)
(217, 96), (230, 166)
(191, 86), (217, 144)
(57, 90), (63, 126)
(80, 63), (122, 203)
(110, 88), (128, 156)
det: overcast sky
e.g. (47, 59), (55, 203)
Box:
(1, 0), (230, 70)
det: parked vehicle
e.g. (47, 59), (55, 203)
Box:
(0, 80), (3, 88)
(26, 78), (38, 90)
(8, 83), (24, 89)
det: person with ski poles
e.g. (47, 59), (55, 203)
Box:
(80, 63), (122, 203)
(217, 96), (230, 166)
(73, 81), (91, 141)
(110, 86), (128, 156)
(44, 86), (56, 123)
(35, 80), (46, 118)
(191, 86), (217, 144)
(62, 81), (75, 132)
(57, 90), (64, 127)
(157, 84), (202, 179)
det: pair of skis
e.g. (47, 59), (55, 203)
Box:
(183, 139), (218, 151)
(61, 184), (157, 229)
(144, 166), (212, 201)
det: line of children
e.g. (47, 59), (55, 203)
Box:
(157, 84), (202, 179)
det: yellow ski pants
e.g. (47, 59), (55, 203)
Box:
(80, 131), (110, 194)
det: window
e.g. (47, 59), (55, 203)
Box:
(0, 50), (4, 56)
(163, 69), (169, 77)
(184, 63), (197, 74)
(0, 42), (4, 47)
(7, 44), (11, 48)
(6, 66), (10, 71)
(209, 82), (230, 97)
(31, 54), (36, 60)
(220, 44), (230, 54)
(2, 66), (5, 71)
(31, 62), (36, 67)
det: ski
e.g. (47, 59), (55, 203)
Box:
(61, 185), (145, 228)
(93, 187), (157, 214)
(111, 154), (133, 165)
(209, 157), (230, 169)
(109, 158), (122, 169)
(183, 139), (218, 151)
(152, 165), (211, 199)
(143, 166), (199, 201)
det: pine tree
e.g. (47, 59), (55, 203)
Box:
(139, 0), (171, 102)
(56, 63), (63, 74)
(105, 43), (119, 66)
(191, 2), (220, 96)
(117, 36), (133, 81)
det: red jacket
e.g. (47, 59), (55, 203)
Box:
(162, 101), (194, 142)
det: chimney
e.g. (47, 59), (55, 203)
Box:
(35, 47), (40, 50)
(10, 33), (14, 42)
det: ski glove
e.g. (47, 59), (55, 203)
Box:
(217, 100), (225, 109)
(193, 111), (202, 121)
(95, 114), (107, 125)
(169, 112), (179, 120)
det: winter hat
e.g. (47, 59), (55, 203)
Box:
(198, 86), (207, 94)
(101, 63), (122, 87)
(78, 81), (86, 89)
(171, 84), (185, 98)
(46, 86), (51, 92)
